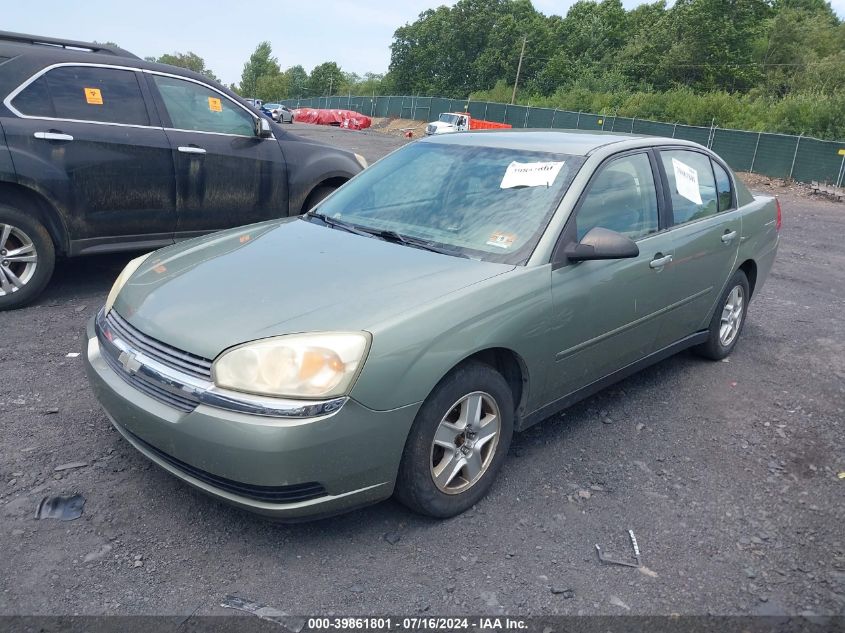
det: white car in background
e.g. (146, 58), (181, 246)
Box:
(264, 103), (294, 123)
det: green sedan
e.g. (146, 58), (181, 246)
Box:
(84, 131), (780, 519)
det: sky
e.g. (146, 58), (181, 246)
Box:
(4, 0), (845, 85)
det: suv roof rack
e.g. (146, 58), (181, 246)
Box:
(0, 31), (139, 59)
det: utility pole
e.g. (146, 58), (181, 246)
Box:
(511, 35), (527, 105)
(328, 76), (333, 97)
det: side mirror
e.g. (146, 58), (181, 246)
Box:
(255, 117), (272, 138)
(563, 227), (639, 262)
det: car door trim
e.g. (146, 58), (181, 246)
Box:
(553, 286), (712, 362)
(3, 61), (275, 140)
(523, 330), (709, 430)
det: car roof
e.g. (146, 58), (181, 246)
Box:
(419, 129), (702, 156)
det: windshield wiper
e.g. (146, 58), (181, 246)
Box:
(305, 211), (373, 237)
(366, 229), (469, 258)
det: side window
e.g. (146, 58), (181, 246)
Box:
(712, 160), (734, 212)
(660, 150), (718, 225)
(575, 153), (659, 241)
(152, 75), (254, 136)
(13, 66), (149, 125)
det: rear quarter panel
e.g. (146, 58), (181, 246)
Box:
(737, 192), (779, 297)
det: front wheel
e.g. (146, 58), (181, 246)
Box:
(694, 270), (750, 360)
(0, 205), (56, 310)
(395, 361), (514, 518)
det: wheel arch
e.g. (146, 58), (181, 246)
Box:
(0, 182), (68, 254)
(301, 176), (349, 212)
(738, 259), (758, 298)
(441, 347), (530, 427)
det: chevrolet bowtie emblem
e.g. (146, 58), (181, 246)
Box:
(117, 351), (142, 375)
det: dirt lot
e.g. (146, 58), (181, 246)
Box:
(1, 123), (844, 618)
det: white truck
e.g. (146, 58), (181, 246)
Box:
(425, 112), (511, 135)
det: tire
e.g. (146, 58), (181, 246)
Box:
(394, 361), (514, 518)
(302, 185), (336, 212)
(0, 205), (56, 311)
(693, 270), (750, 360)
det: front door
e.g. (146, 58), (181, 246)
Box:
(545, 151), (675, 401)
(3, 64), (176, 249)
(147, 74), (287, 236)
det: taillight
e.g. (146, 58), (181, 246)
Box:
(775, 198), (782, 231)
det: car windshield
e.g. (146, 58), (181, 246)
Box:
(439, 114), (461, 125)
(264, 103), (281, 109)
(310, 141), (583, 264)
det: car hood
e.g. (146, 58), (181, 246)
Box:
(114, 218), (513, 360)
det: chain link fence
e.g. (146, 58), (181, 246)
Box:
(281, 95), (845, 187)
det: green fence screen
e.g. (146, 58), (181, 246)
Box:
(281, 96), (845, 187)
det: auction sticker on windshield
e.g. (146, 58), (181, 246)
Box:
(500, 161), (565, 189)
(671, 157), (703, 205)
(486, 231), (516, 249)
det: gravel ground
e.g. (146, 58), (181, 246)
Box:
(1, 123), (843, 618)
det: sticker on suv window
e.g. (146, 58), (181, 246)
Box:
(208, 97), (223, 112)
(83, 88), (103, 105)
(671, 158), (703, 205)
(500, 161), (565, 189)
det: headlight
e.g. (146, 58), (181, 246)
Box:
(104, 252), (152, 313)
(212, 332), (371, 399)
(354, 153), (368, 169)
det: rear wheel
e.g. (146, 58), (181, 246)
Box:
(0, 205), (55, 310)
(694, 270), (749, 360)
(395, 361), (514, 518)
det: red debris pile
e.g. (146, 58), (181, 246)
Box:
(292, 108), (372, 130)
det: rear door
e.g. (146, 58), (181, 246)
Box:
(147, 73), (288, 236)
(545, 151), (676, 400)
(653, 148), (742, 348)
(3, 64), (176, 249)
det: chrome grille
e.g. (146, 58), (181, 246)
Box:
(101, 347), (198, 412)
(105, 310), (212, 380)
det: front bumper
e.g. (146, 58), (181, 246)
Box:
(84, 317), (420, 519)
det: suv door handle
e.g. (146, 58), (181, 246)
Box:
(178, 146), (206, 155)
(649, 254), (673, 269)
(721, 230), (738, 244)
(34, 131), (73, 142)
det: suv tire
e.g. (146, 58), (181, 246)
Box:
(0, 204), (56, 310)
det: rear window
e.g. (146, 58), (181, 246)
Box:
(12, 66), (149, 126)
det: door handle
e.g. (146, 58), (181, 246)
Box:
(178, 146), (206, 155)
(649, 254), (673, 269)
(721, 230), (738, 244)
(34, 131), (73, 141)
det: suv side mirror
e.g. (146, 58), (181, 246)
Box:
(255, 117), (272, 138)
(563, 227), (639, 262)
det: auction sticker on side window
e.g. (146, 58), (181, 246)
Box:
(671, 158), (703, 205)
(500, 161), (565, 189)
(486, 231), (516, 249)
(208, 97), (223, 112)
(83, 88), (103, 105)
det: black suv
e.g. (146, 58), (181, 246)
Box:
(0, 32), (365, 309)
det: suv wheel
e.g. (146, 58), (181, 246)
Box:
(0, 205), (56, 310)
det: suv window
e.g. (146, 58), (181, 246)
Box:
(575, 153), (659, 241)
(13, 66), (149, 125)
(660, 150), (718, 225)
(152, 75), (254, 136)
(712, 160), (734, 212)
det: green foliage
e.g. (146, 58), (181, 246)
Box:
(390, 0), (845, 140)
(239, 42), (280, 97)
(308, 62), (345, 96)
(152, 52), (219, 82)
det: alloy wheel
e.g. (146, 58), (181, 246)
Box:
(0, 223), (38, 296)
(429, 391), (501, 495)
(719, 285), (744, 347)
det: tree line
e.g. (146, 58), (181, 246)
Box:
(146, 0), (845, 139)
